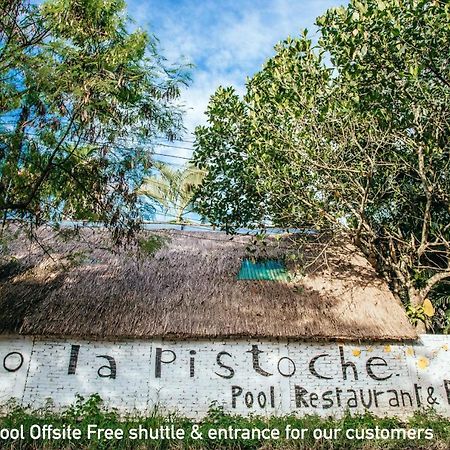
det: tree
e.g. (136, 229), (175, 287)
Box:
(0, 0), (189, 242)
(138, 161), (204, 224)
(193, 0), (450, 331)
(194, 86), (265, 232)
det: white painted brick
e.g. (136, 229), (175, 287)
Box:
(0, 337), (33, 404)
(0, 335), (448, 418)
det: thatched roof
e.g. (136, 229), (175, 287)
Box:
(0, 227), (417, 341)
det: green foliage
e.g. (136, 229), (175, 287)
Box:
(139, 161), (204, 223)
(429, 284), (450, 333)
(193, 0), (450, 330)
(0, 395), (449, 449)
(138, 233), (168, 256)
(406, 305), (428, 328)
(194, 86), (265, 232)
(0, 0), (190, 243)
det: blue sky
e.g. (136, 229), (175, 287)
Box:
(28, 0), (345, 223)
(125, 1), (345, 222)
(126, 0), (344, 139)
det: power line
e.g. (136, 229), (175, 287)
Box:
(0, 121), (196, 145)
(153, 142), (194, 151)
(152, 158), (190, 167)
(152, 152), (192, 161)
(0, 129), (195, 152)
(1, 130), (197, 164)
(0, 127), (195, 147)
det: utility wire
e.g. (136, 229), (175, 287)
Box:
(0, 121), (196, 145)
(1, 130), (197, 163)
(8, 131), (196, 154)
(151, 152), (192, 161)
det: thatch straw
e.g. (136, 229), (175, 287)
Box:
(0, 227), (417, 341)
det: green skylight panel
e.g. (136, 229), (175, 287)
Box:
(237, 259), (289, 281)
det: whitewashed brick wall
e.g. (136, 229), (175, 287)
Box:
(0, 336), (449, 418)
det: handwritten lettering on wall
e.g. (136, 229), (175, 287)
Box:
(0, 336), (448, 418)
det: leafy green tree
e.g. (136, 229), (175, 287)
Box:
(194, 86), (265, 232)
(138, 161), (204, 224)
(0, 0), (189, 242)
(193, 0), (450, 330)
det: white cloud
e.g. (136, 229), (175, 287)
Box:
(127, 0), (344, 140)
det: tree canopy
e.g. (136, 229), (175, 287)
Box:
(193, 0), (450, 331)
(0, 0), (189, 242)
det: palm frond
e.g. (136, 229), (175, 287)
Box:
(138, 161), (206, 222)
